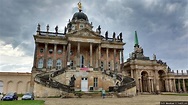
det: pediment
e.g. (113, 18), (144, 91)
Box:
(67, 28), (102, 39)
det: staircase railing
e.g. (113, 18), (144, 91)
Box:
(34, 68), (74, 93)
(103, 70), (136, 92)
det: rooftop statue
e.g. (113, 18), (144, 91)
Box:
(37, 23), (40, 31)
(55, 25), (58, 33)
(78, 2), (82, 12)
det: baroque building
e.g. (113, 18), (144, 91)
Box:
(30, 2), (136, 97)
(0, 2), (187, 97)
(123, 31), (188, 93)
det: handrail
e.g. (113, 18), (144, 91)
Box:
(103, 70), (136, 92)
(34, 68), (74, 93)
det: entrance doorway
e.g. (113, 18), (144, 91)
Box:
(158, 70), (166, 92)
(141, 71), (148, 92)
(81, 77), (88, 91)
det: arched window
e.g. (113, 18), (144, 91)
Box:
(38, 58), (43, 68)
(0, 81), (3, 93)
(47, 59), (53, 69)
(56, 59), (62, 70)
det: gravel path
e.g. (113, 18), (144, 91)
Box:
(39, 95), (188, 105)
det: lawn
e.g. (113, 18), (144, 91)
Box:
(161, 93), (188, 96)
(0, 100), (45, 105)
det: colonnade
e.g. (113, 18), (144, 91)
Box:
(34, 42), (124, 71)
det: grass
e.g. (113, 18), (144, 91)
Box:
(161, 93), (188, 96)
(0, 100), (45, 105)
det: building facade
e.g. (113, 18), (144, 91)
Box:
(123, 31), (188, 93)
(30, 3), (136, 97)
(0, 72), (31, 94)
(0, 2), (187, 97)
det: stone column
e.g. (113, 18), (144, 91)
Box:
(169, 79), (172, 92)
(183, 79), (186, 92)
(135, 70), (139, 92)
(106, 48), (109, 70)
(154, 70), (159, 92)
(120, 49), (124, 72)
(131, 69), (133, 78)
(33, 42), (38, 68)
(139, 79), (143, 93)
(113, 49), (116, 72)
(90, 43), (93, 67)
(178, 79), (181, 92)
(77, 42), (80, 67)
(151, 79), (154, 92)
(173, 79), (177, 92)
(165, 79), (169, 92)
(53, 44), (57, 69)
(44, 43), (48, 68)
(121, 49), (124, 64)
(98, 44), (101, 70)
(68, 43), (71, 63)
(148, 79), (151, 93)
(63, 45), (66, 68)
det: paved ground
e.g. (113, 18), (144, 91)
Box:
(39, 95), (188, 105)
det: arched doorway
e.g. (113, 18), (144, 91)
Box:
(158, 70), (166, 92)
(141, 71), (149, 92)
(0, 81), (3, 93)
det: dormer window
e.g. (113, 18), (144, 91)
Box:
(72, 25), (75, 30)
(79, 24), (84, 29)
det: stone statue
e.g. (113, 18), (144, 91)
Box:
(119, 32), (122, 41)
(78, 2), (82, 11)
(55, 25), (58, 33)
(47, 24), (49, 32)
(37, 23), (40, 31)
(153, 54), (156, 60)
(69, 75), (76, 87)
(113, 32), (116, 39)
(64, 26), (67, 34)
(117, 35), (119, 40)
(97, 25), (101, 34)
(105, 31), (108, 40)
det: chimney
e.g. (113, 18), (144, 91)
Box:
(177, 70), (178, 74)
(187, 70), (188, 75)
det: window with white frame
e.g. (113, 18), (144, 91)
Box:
(70, 60), (73, 69)
(38, 58), (43, 69)
(79, 24), (84, 29)
(56, 59), (62, 70)
(93, 77), (98, 87)
(47, 59), (53, 69)
(101, 61), (104, 71)
(108, 62), (111, 70)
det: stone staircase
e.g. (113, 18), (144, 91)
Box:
(103, 70), (136, 92)
(34, 68), (74, 93)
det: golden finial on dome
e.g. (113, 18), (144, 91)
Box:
(78, 1), (82, 12)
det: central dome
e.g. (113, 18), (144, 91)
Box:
(72, 11), (89, 21)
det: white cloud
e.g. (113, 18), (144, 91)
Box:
(0, 40), (33, 72)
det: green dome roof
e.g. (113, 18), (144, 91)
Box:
(72, 11), (89, 21)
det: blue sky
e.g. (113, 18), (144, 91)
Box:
(0, 0), (187, 72)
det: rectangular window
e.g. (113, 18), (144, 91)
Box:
(93, 77), (98, 87)
(101, 61), (104, 71)
(108, 62), (111, 70)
